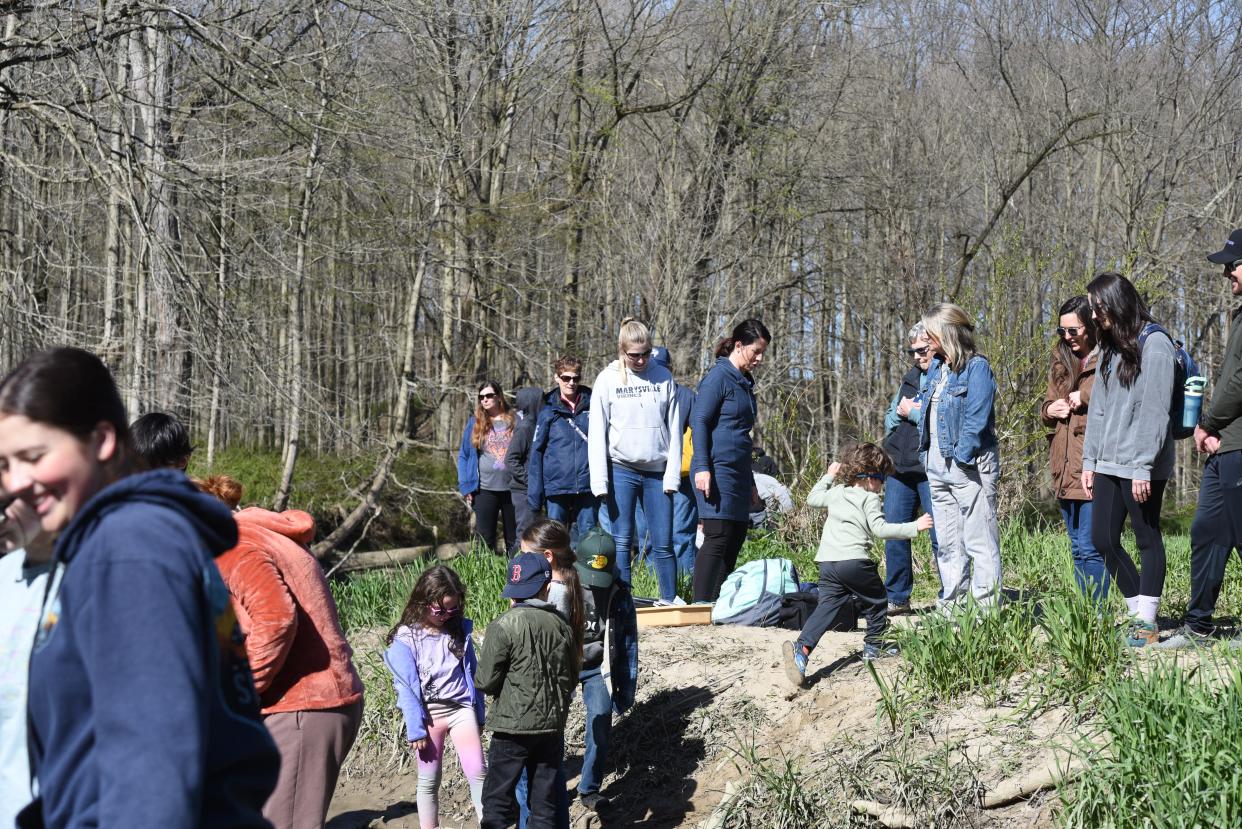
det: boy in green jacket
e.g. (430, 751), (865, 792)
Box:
(477, 552), (578, 828)
(782, 443), (933, 687)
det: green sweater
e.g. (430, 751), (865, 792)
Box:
(807, 474), (919, 563)
(475, 600), (577, 735)
(1202, 305), (1242, 454)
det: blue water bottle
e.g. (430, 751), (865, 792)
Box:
(1183, 376), (1207, 430)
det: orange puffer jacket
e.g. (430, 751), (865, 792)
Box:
(215, 508), (363, 715)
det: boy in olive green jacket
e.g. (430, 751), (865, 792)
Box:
(477, 552), (577, 829)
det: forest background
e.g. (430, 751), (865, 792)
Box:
(4, 0), (1241, 552)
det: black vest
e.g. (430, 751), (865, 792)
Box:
(882, 366), (925, 475)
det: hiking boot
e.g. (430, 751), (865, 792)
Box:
(1126, 619), (1159, 648)
(579, 792), (609, 812)
(782, 640), (808, 687)
(861, 643), (900, 662)
(887, 602), (912, 616)
(1151, 626), (1214, 650)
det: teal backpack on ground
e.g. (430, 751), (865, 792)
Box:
(711, 558), (800, 627)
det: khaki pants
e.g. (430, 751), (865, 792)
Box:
(263, 699), (363, 829)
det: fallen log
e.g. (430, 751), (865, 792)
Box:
(324, 541), (474, 574)
(849, 800), (916, 828)
(981, 755), (1087, 808)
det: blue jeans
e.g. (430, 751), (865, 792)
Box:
(672, 478), (698, 576)
(546, 493), (597, 547)
(577, 671), (612, 796)
(607, 464), (676, 600)
(1060, 497), (1109, 603)
(636, 480), (697, 579)
(882, 471), (939, 605)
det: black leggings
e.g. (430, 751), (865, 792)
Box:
(1090, 473), (1167, 598)
(692, 518), (749, 603)
(473, 489), (516, 554)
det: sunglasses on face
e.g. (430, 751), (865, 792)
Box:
(625, 350), (652, 361)
(430, 603), (461, 619)
(1056, 326), (1083, 337)
(1227, 260), (1242, 272)
(558, 374), (580, 383)
(905, 346), (930, 357)
(478, 392), (497, 401)
(855, 473), (886, 481)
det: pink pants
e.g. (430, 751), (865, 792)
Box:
(417, 701), (486, 829)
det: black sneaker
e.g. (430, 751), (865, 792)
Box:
(580, 792), (609, 812)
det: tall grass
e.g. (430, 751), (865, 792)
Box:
(1060, 653), (1242, 828)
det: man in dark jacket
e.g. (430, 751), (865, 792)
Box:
(880, 324), (940, 613)
(1158, 231), (1242, 648)
(477, 552), (577, 828)
(505, 387), (547, 551)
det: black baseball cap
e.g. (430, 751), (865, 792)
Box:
(1207, 229), (1242, 264)
(502, 552), (552, 600)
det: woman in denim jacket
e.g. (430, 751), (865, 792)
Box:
(918, 303), (1002, 609)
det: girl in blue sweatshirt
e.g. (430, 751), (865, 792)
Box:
(385, 565), (487, 829)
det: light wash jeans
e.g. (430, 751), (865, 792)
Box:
(606, 463), (676, 600)
(926, 449), (1002, 608)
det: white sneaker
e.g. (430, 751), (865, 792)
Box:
(653, 596), (687, 607)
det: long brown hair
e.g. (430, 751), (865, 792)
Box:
(386, 565), (469, 659)
(1049, 295), (1096, 396)
(524, 518), (584, 670)
(1087, 272), (1154, 389)
(471, 379), (513, 450)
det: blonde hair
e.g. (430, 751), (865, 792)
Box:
(921, 303), (977, 373)
(616, 318), (651, 384)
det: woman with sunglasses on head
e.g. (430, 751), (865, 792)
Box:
(0, 347), (278, 828)
(588, 319), (683, 601)
(918, 303), (1002, 609)
(691, 319), (772, 603)
(458, 380), (518, 553)
(1080, 273), (1177, 647)
(880, 323), (940, 614)
(1041, 296), (1109, 604)
(528, 356), (595, 545)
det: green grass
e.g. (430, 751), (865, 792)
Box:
(1061, 653), (1242, 828)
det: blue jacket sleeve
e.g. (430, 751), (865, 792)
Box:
(457, 417), (479, 496)
(76, 519), (220, 826)
(464, 631), (486, 727)
(528, 409), (551, 510)
(955, 358), (997, 465)
(382, 641), (432, 740)
(690, 370), (725, 477)
(883, 389), (901, 435)
(384, 640), (429, 742)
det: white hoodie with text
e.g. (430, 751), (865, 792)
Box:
(588, 359), (682, 495)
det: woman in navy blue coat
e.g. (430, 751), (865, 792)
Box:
(691, 319), (772, 602)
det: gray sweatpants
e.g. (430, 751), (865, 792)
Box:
(926, 449), (1002, 608)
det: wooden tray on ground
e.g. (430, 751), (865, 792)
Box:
(634, 604), (714, 628)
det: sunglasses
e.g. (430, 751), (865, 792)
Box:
(478, 392), (497, 401)
(855, 473), (886, 481)
(1226, 260), (1242, 271)
(1055, 326), (1083, 337)
(625, 350), (652, 361)
(905, 346), (930, 357)
(558, 374), (580, 383)
(429, 603), (461, 619)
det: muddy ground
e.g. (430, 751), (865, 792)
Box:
(326, 620), (1075, 828)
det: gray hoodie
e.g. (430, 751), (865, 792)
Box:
(588, 359), (682, 495)
(1081, 331), (1176, 482)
